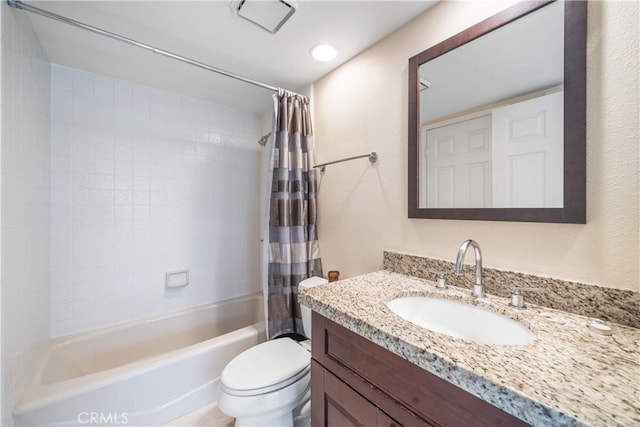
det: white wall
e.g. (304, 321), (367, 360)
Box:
(50, 65), (263, 337)
(0, 4), (51, 426)
(313, 1), (639, 292)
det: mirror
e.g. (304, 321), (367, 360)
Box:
(408, 1), (586, 223)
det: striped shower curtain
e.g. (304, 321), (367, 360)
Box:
(266, 90), (323, 339)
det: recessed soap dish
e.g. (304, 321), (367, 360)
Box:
(587, 318), (612, 336)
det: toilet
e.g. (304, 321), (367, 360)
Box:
(217, 276), (328, 427)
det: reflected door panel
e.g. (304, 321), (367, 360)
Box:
(491, 91), (563, 208)
(422, 115), (492, 208)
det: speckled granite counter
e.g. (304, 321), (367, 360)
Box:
(298, 271), (640, 426)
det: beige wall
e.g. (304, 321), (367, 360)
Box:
(314, 1), (639, 292)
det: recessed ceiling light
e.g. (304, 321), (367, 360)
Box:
(310, 44), (337, 62)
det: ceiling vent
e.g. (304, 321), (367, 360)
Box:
(230, 0), (298, 34)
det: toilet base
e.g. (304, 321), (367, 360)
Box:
(234, 396), (310, 427)
(293, 399), (311, 427)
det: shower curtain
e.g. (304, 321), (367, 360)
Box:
(264, 89), (323, 340)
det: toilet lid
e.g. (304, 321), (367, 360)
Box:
(221, 338), (311, 391)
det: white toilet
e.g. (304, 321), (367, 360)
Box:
(217, 276), (328, 427)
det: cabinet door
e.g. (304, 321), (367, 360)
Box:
(312, 360), (401, 427)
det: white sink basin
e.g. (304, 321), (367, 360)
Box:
(387, 296), (535, 346)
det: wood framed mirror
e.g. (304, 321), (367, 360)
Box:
(408, 1), (586, 223)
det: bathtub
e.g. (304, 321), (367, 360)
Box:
(14, 294), (265, 426)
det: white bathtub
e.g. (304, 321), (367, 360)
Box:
(14, 294), (265, 426)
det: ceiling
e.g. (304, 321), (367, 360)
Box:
(26, 0), (436, 113)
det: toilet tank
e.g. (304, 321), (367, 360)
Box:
(298, 276), (328, 339)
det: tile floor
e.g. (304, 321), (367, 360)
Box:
(165, 403), (233, 427)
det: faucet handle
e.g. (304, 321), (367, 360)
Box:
(509, 287), (540, 309)
(429, 270), (448, 289)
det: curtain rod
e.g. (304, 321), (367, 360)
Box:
(7, 0), (289, 94)
(314, 152), (378, 172)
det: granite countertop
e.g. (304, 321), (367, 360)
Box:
(298, 270), (640, 426)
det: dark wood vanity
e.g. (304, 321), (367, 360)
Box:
(311, 312), (528, 427)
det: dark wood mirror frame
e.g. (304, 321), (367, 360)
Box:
(408, 1), (586, 223)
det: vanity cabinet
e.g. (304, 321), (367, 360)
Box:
(310, 312), (529, 427)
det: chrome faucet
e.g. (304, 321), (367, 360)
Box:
(455, 239), (485, 298)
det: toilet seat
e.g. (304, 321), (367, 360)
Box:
(221, 338), (311, 397)
(221, 365), (310, 397)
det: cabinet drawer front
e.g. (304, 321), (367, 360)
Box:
(312, 312), (529, 427)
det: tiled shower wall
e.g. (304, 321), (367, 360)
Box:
(1, 5), (51, 426)
(50, 65), (263, 337)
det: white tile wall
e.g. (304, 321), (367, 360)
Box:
(50, 65), (263, 337)
(1, 5), (51, 426)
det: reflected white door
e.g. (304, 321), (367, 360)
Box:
(491, 91), (563, 208)
(423, 115), (492, 208)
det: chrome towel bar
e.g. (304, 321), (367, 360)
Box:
(314, 152), (378, 172)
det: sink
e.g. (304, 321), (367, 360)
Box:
(387, 296), (535, 345)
